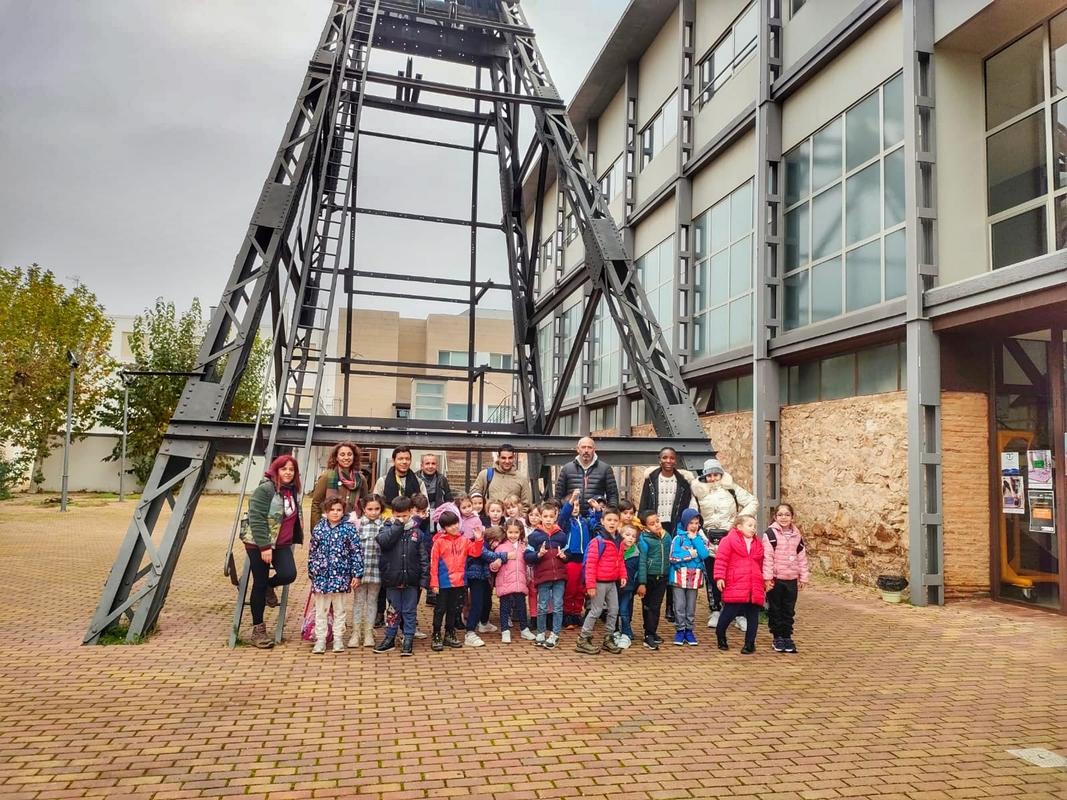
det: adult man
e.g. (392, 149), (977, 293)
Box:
(555, 436), (618, 512)
(470, 444), (532, 506)
(415, 453), (453, 510)
(373, 446), (427, 503)
(637, 446), (694, 535)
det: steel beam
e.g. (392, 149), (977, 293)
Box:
(363, 69), (564, 108)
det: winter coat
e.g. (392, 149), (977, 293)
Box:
(470, 465), (533, 506)
(309, 468), (368, 520)
(460, 512), (484, 541)
(430, 531), (484, 589)
(376, 518), (429, 589)
(713, 528), (767, 605)
(690, 472), (758, 532)
(637, 528), (673, 583)
(762, 523), (810, 583)
(621, 545), (639, 594)
(415, 470), (453, 508)
(354, 516), (385, 584)
(669, 530), (709, 589)
(308, 519), (364, 594)
(559, 500), (598, 564)
(465, 539), (506, 582)
(584, 530), (626, 589)
(638, 466), (694, 532)
(554, 456), (619, 512)
(490, 539), (529, 596)
(243, 478), (304, 550)
(524, 525), (569, 586)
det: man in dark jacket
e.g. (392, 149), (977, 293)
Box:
(374, 497), (429, 655)
(555, 436), (619, 513)
(638, 447), (695, 535)
(415, 453), (453, 511)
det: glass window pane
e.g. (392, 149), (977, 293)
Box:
(729, 295), (751, 349)
(1055, 99), (1067, 190)
(715, 378), (738, 413)
(692, 311), (707, 356)
(845, 240), (882, 311)
(884, 147), (906, 228)
(694, 211), (708, 260)
(987, 111), (1048, 215)
(735, 5), (759, 58)
(729, 237), (751, 295)
(712, 36), (734, 90)
(810, 256), (842, 323)
(846, 92), (880, 171)
(709, 250), (730, 305)
(785, 203), (810, 271)
(812, 118), (843, 191)
(1054, 10), (1067, 95)
(811, 184), (842, 260)
(736, 373), (753, 411)
(820, 353), (856, 400)
(731, 180), (753, 239)
(785, 141), (810, 206)
(710, 197), (730, 252)
(796, 361), (819, 403)
(883, 73), (904, 148)
(858, 344), (900, 394)
(1056, 194), (1067, 251)
(846, 162), (881, 245)
(985, 27), (1045, 130)
(991, 206), (1048, 269)
(884, 228), (906, 300)
(663, 94), (678, 143)
(784, 270), (809, 330)
(708, 304), (729, 354)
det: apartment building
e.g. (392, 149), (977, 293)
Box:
(524, 0), (1067, 614)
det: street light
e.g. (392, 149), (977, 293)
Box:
(60, 349), (79, 512)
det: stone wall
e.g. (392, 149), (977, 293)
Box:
(780, 392), (908, 586)
(941, 391), (992, 598)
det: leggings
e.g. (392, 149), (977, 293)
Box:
(433, 587), (465, 635)
(247, 546), (297, 625)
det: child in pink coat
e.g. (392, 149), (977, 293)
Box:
(489, 518), (536, 643)
(713, 514), (765, 654)
(763, 503), (809, 654)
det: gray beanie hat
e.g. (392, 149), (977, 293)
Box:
(700, 458), (724, 478)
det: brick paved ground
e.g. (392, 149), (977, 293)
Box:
(0, 493), (1065, 800)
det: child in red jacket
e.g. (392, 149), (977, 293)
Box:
(429, 510), (484, 651)
(575, 508), (626, 656)
(713, 514), (764, 654)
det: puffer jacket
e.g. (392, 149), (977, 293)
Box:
(430, 531), (483, 589)
(713, 528), (766, 605)
(465, 540), (506, 582)
(376, 518), (429, 588)
(307, 519), (363, 594)
(555, 456), (619, 512)
(524, 525), (569, 586)
(490, 539), (528, 596)
(637, 528), (672, 583)
(559, 500), (598, 564)
(584, 529), (625, 589)
(690, 472), (758, 532)
(638, 466), (695, 532)
(668, 529), (709, 589)
(762, 522), (810, 582)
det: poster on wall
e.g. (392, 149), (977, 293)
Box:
(1000, 452), (1021, 476)
(1027, 450), (1053, 489)
(1002, 476), (1025, 514)
(1029, 490), (1055, 534)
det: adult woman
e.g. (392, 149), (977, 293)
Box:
(240, 454), (304, 649)
(310, 441), (368, 520)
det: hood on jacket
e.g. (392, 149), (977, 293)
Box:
(677, 508), (703, 533)
(575, 454), (599, 469)
(643, 464), (697, 480)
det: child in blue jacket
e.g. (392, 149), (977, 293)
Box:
(669, 508), (709, 647)
(616, 525), (640, 649)
(560, 490), (601, 628)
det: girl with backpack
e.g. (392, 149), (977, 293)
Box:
(762, 503), (809, 654)
(713, 514), (765, 654)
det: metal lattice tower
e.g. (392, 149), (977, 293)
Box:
(85, 0), (714, 645)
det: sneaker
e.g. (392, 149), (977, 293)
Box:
(673, 631), (686, 646)
(642, 635), (659, 650)
(464, 631), (485, 648)
(519, 628), (536, 641)
(363, 631), (375, 648)
(500, 629), (511, 644)
(717, 637), (729, 651)
(734, 616), (748, 633)
(444, 631), (463, 648)
(312, 640), (326, 655)
(784, 638), (798, 653)
(431, 633), (444, 651)
(400, 636), (414, 657)
(741, 643), (756, 654)
(652, 633), (664, 645)
(602, 634), (622, 654)
(772, 637), (786, 653)
(665, 609), (676, 624)
(476, 622), (498, 633)
(616, 634), (631, 650)
(347, 636), (361, 649)
(373, 634), (396, 653)
(332, 639), (346, 653)
(708, 610), (720, 628)
(413, 628), (428, 639)
(544, 633), (559, 649)
(534, 632), (546, 647)
(685, 630), (698, 647)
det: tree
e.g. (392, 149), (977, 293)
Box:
(0, 265), (114, 488)
(100, 299), (271, 485)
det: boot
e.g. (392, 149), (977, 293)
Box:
(717, 636), (729, 651)
(444, 630), (463, 648)
(431, 633), (444, 651)
(602, 633), (622, 654)
(312, 639), (326, 655)
(363, 624), (376, 648)
(264, 586), (280, 608)
(373, 633), (396, 653)
(400, 635), (414, 657)
(250, 623), (274, 649)
(575, 633), (601, 655)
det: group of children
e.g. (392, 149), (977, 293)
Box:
(305, 488), (809, 657)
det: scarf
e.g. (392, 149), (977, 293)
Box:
(383, 468), (420, 502)
(419, 471), (440, 502)
(334, 467), (357, 491)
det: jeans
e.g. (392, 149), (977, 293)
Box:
(640, 575), (668, 638)
(672, 586), (697, 632)
(536, 579), (565, 635)
(580, 581), (619, 637)
(466, 579), (490, 632)
(617, 588), (635, 638)
(717, 602), (760, 649)
(313, 591), (346, 645)
(767, 578), (799, 638)
(498, 592), (528, 631)
(247, 545), (297, 625)
(385, 586), (419, 639)
(432, 586), (465, 635)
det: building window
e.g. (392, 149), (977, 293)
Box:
(590, 297), (621, 391)
(639, 92), (679, 170)
(394, 404), (410, 419)
(698, 3), (758, 107)
(437, 350), (468, 367)
(791, 0), (807, 15)
(693, 179), (754, 356)
(598, 156), (624, 201)
(984, 12), (1067, 269)
(630, 398), (651, 427)
(437, 351), (512, 370)
(537, 236), (555, 295)
(560, 298), (583, 400)
(488, 353), (512, 370)
(555, 412), (578, 437)
(783, 73), (906, 331)
(589, 404), (617, 432)
(447, 403), (472, 421)
(412, 380), (445, 419)
(780, 341), (906, 404)
(565, 206), (578, 244)
(712, 374), (753, 413)
(537, 320), (555, 403)
(636, 236), (676, 352)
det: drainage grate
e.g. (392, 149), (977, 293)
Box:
(1007, 748), (1067, 768)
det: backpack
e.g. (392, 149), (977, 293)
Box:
(764, 526), (804, 552)
(726, 487), (738, 510)
(485, 467), (494, 492)
(580, 536), (608, 569)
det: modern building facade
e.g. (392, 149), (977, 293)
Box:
(523, 0), (1067, 614)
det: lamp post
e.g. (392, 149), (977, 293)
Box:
(60, 350), (79, 513)
(120, 374), (129, 502)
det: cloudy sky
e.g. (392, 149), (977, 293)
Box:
(0, 0), (627, 318)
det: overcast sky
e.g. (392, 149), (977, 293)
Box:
(0, 0), (626, 319)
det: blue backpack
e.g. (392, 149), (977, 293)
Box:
(580, 535), (609, 569)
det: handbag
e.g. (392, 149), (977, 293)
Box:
(300, 589), (334, 644)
